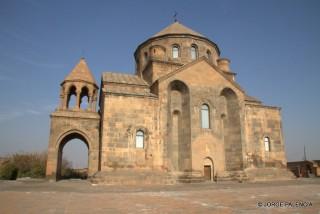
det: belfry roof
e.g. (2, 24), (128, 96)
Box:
(152, 21), (205, 38)
(64, 58), (97, 85)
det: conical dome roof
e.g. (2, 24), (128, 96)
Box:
(63, 58), (97, 85)
(135, 21), (220, 57)
(152, 21), (205, 38)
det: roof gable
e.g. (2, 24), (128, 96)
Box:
(158, 57), (245, 93)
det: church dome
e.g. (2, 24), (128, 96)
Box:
(134, 22), (220, 75)
(151, 21), (206, 38)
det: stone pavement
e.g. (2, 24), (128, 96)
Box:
(0, 178), (319, 213)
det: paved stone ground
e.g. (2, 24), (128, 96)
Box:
(0, 178), (319, 213)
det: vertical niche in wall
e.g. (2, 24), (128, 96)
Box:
(220, 88), (243, 171)
(168, 80), (191, 172)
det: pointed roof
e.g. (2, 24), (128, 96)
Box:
(152, 21), (205, 38)
(64, 58), (97, 85)
(135, 21), (220, 57)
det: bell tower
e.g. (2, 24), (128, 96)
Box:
(58, 57), (99, 111)
(46, 58), (100, 180)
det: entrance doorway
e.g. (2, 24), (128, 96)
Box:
(204, 165), (211, 180)
(204, 157), (214, 181)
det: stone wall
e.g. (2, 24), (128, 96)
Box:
(156, 59), (246, 175)
(100, 92), (160, 171)
(244, 104), (286, 168)
(142, 60), (182, 85)
(46, 110), (100, 179)
(137, 36), (219, 81)
(105, 83), (150, 95)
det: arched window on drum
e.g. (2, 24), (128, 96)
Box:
(190, 45), (198, 60)
(172, 45), (180, 59)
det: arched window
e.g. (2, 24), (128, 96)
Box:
(264, 136), (271, 152)
(67, 85), (77, 109)
(206, 50), (212, 62)
(172, 45), (179, 59)
(136, 130), (144, 148)
(80, 86), (89, 110)
(144, 52), (148, 62)
(190, 45), (198, 60)
(201, 104), (210, 129)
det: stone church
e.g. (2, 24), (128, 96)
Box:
(46, 22), (293, 183)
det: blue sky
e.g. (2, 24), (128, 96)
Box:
(0, 0), (319, 167)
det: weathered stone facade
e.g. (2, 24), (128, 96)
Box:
(46, 22), (292, 182)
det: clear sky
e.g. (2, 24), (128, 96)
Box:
(0, 0), (319, 168)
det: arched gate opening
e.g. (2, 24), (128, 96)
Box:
(57, 132), (89, 180)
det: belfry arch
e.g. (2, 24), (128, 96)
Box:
(79, 86), (90, 110)
(66, 85), (77, 109)
(46, 58), (100, 180)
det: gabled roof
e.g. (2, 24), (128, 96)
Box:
(155, 58), (265, 104)
(245, 95), (262, 104)
(102, 72), (148, 86)
(152, 21), (205, 38)
(64, 58), (97, 85)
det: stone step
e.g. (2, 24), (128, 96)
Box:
(90, 170), (176, 185)
(173, 171), (206, 183)
(244, 167), (296, 181)
(217, 171), (249, 182)
(92, 169), (297, 184)
(177, 178), (205, 183)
